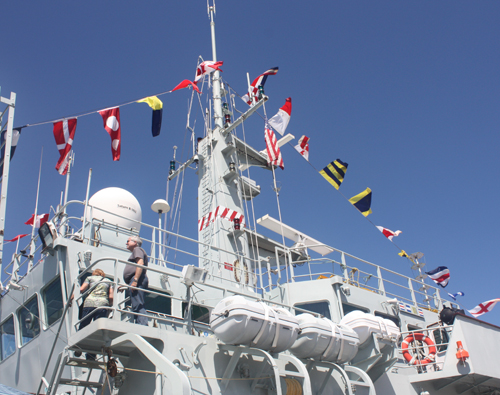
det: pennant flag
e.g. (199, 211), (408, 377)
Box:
(172, 79), (201, 94)
(425, 266), (450, 288)
(5, 234), (29, 243)
(0, 127), (22, 178)
(195, 60), (223, 83)
(99, 107), (121, 161)
(448, 291), (464, 301)
(53, 118), (77, 175)
(399, 250), (409, 258)
(242, 67), (279, 104)
(349, 188), (372, 217)
(25, 213), (49, 228)
(468, 298), (500, 318)
(265, 127), (284, 170)
(294, 135), (310, 161)
(268, 97), (292, 136)
(137, 96), (163, 137)
(376, 226), (402, 241)
(320, 159), (348, 190)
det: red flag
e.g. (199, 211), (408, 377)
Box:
(195, 61), (223, 83)
(5, 234), (29, 243)
(376, 226), (402, 241)
(99, 107), (121, 161)
(25, 213), (49, 228)
(268, 97), (292, 136)
(265, 128), (284, 170)
(294, 135), (310, 161)
(53, 118), (77, 175)
(172, 79), (201, 94)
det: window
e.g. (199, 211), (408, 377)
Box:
(182, 303), (210, 324)
(342, 303), (369, 316)
(42, 278), (64, 327)
(375, 311), (400, 327)
(18, 296), (40, 346)
(294, 301), (331, 319)
(145, 290), (172, 316)
(0, 316), (15, 361)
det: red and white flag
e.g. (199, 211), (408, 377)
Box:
(265, 128), (284, 170)
(242, 67), (279, 105)
(468, 298), (500, 318)
(53, 118), (77, 175)
(172, 79), (201, 94)
(268, 97), (292, 136)
(195, 61), (223, 83)
(294, 135), (310, 161)
(25, 213), (49, 228)
(99, 107), (121, 161)
(5, 234), (29, 243)
(376, 226), (402, 241)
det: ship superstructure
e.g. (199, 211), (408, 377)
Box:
(0, 3), (500, 395)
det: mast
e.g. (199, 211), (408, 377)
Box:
(197, 2), (254, 289)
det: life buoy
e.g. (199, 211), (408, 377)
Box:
(401, 332), (437, 366)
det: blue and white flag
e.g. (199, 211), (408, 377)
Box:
(425, 266), (450, 288)
(448, 291), (464, 301)
(0, 127), (22, 178)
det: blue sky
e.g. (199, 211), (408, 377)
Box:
(2, 1), (500, 324)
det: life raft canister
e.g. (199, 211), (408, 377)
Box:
(401, 332), (437, 366)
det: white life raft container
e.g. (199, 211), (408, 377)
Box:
(210, 295), (299, 353)
(289, 313), (360, 363)
(340, 310), (400, 346)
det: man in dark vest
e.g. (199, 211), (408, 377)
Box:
(124, 236), (149, 325)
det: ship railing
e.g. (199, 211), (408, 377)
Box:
(72, 255), (302, 333)
(296, 252), (447, 312)
(396, 325), (453, 373)
(51, 199), (449, 310)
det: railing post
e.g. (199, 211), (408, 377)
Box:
(341, 252), (349, 279)
(376, 266), (386, 296)
(408, 278), (417, 305)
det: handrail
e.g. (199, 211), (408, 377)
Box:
(36, 282), (76, 395)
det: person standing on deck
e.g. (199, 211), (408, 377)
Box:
(124, 236), (149, 325)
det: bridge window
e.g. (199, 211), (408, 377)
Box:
(182, 303), (210, 324)
(375, 311), (400, 327)
(0, 316), (15, 361)
(342, 303), (369, 316)
(18, 296), (40, 346)
(294, 301), (331, 319)
(42, 277), (64, 327)
(145, 290), (172, 316)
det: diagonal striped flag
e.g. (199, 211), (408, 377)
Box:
(320, 159), (348, 190)
(265, 127), (284, 170)
(242, 67), (279, 104)
(53, 118), (77, 175)
(349, 188), (372, 216)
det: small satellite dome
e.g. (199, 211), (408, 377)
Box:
(88, 187), (142, 230)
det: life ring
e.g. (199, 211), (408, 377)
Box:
(401, 332), (437, 366)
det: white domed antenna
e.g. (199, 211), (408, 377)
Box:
(151, 199), (170, 266)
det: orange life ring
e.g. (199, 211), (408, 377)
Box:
(401, 332), (437, 366)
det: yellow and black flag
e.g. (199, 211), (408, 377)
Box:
(320, 159), (348, 190)
(137, 96), (163, 137)
(349, 188), (372, 216)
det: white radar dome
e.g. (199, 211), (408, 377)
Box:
(88, 187), (142, 230)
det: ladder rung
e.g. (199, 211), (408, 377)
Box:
(66, 358), (106, 369)
(59, 378), (102, 388)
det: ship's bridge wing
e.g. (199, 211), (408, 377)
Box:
(257, 214), (335, 256)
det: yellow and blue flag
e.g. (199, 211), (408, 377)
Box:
(349, 188), (372, 216)
(138, 96), (163, 137)
(320, 159), (348, 190)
